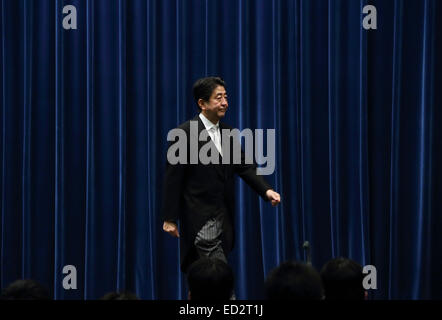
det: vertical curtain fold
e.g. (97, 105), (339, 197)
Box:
(54, 0), (64, 299)
(358, 0), (370, 267)
(388, 0), (403, 300)
(328, 0), (338, 259)
(0, 0), (3, 286)
(145, 0), (158, 299)
(21, 0), (32, 279)
(116, 0), (127, 293)
(414, 0), (434, 299)
(85, 0), (95, 299)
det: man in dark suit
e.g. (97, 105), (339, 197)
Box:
(162, 77), (281, 273)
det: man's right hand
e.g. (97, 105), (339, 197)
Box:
(163, 221), (180, 238)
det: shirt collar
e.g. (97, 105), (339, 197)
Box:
(199, 113), (219, 131)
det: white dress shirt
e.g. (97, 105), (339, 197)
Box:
(199, 113), (223, 156)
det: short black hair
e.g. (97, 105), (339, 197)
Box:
(187, 257), (234, 301)
(264, 261), (324, 300)
(0, 279), (51, 300)
(320, 257), (365, 300)
(100, 291), (139, 300)
(192, 77), (226, 110)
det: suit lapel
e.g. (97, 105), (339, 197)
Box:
(193, 114), (225, 180)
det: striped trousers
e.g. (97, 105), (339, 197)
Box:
(193, 210), (227, 263)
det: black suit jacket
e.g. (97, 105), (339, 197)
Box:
(161, 114), (272, 272)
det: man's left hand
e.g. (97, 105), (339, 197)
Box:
(266, 189), (281, 207)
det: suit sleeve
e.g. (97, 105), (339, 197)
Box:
(161, 141), (186, 224)
(233, 139), (272, 200)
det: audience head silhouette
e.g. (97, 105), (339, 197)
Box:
(187, 257), (234, 301)
(1, 279), (51, 300)
(265, 261), (324, 300)
(320, 257), (366, 300)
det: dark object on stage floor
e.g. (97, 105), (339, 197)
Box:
(320, 257), (365, 300)
(0, 279), (51, 300)
(100, 291), (139, 300)
(187, 257), (234, 301)
(265, 261), (324, 300)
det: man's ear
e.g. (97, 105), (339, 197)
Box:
(198, 99), (206, 111)
(188, 291), (191, 300)
(364, 291), (368, 300)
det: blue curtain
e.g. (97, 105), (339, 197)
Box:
(1, 0), (441, 300)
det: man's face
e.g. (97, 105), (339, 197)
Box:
(199, 85), (228, 121)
